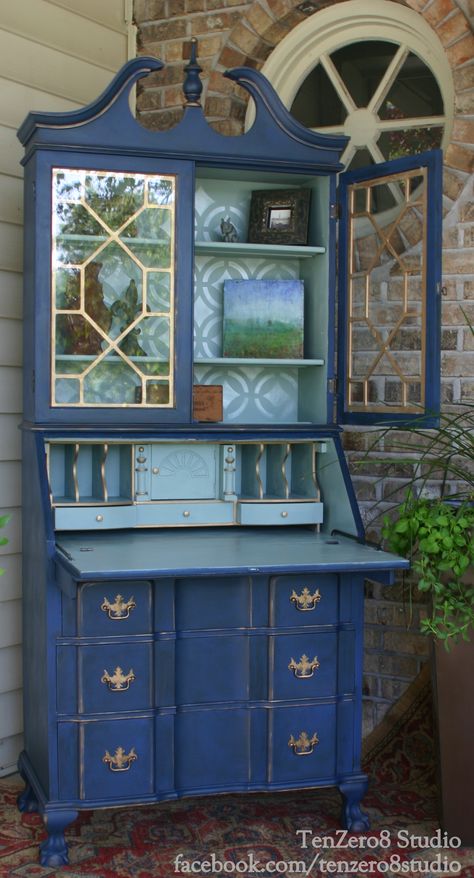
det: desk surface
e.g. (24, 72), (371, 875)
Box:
(55, 527), (409, 580)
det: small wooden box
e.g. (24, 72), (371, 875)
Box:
(192, 385), (223, 422)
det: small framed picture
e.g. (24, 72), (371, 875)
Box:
(247, 188), (311, 245)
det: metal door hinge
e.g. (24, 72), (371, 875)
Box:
(328, 378), (338, 394)
(330, 203), (340, 220)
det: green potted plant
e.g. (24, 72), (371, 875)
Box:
(366, 403), (474, 844)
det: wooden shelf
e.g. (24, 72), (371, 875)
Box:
(194, 357), (324, 367)
(194, 241), (325, 259)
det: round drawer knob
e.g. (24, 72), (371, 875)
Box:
(96, 514), (104, 522)
(281, 511), (288, 518)
(183, 510), (190, 518)
(152, 467), (159, 474)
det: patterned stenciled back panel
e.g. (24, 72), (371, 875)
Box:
(346, 167), (428, 414)
(194, 179), (301, 423)
(52, 169), (176, 408)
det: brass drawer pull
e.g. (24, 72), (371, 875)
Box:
(288, 654), (320, 679)
(290, 587), (321, 611)
(100, 594), (136, 620)
(101, 666), (136, 691)
(288, 731), (319, 756)
(102, 746), (137, 772)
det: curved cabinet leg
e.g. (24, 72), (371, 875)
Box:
(40, 810), (78, 867)
(17, 752), (39, 813)
(339, 778), (370, 832)
(17, 781), (39, 814)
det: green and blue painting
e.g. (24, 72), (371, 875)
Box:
(223, 279), (304, 358)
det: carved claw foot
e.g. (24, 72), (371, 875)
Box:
(17, 781), (39, 814)
(339, 779), (370, 832)
(39, 810), (78, 867)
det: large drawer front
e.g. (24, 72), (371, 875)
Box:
(175, 635), (250, 704)
(79, 580), (152, 635)
(57, 642), (153, 714)
(270, 573), (339, 627)
(270, 632), (337, 701)
(175, 577), (251, 630)
(58, 717), (154, 801)
(269, 704), (336, 784)
(175, 708), (250, 791)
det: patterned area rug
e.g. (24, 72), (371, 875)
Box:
(1, 667), (473, 877)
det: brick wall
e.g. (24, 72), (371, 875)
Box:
(133, 0), (474, 734)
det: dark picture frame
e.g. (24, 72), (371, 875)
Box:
(247, 188), (311, 245)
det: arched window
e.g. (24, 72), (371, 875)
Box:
(254, 0), (454, 178)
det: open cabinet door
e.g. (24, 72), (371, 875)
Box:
(337, 150), (442, 427)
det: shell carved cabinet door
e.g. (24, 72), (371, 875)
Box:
(17, 43), (430, 867)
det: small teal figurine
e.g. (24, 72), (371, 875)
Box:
(220, 216), (238, 243)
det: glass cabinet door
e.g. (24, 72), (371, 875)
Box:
(337, 150), (442, 426)
(52, 168), (179, 410)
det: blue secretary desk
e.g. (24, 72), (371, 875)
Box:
(16, 43), (445, 867)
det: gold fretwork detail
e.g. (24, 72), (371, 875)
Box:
(290, 587), (321, 611)
(101, 666), (136, 691)
(102, 746), (137, 772)
(100, 594), (136, 620)
(288, 731), (319, 755)
(346, 167), (427, 413)
(51, 168), (176, 408)
(288, 654), (320, 679)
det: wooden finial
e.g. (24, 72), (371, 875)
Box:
(183, 38), (203, 106)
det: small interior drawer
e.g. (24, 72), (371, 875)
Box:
(237, 501), (323, 526)
(136, 500), (234, 527)
(54, 504), (136, 531)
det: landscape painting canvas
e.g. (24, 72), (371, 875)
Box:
(223, 279), (304, 358)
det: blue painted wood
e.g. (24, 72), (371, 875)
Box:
(150, 444), (219, 500)
(176, 635), (250, 704)
(28, 151), (194, 427)
(18, 59), (347, 174)
(271, 632), (338, 699)
(54, 529), (409, 581)
(77, 641), (153, 713)
(237, 501), (324, 526)
(270, 703), (336, 783)
(65, 717), (154, 800)
(78, 580), (152, 635)
(337, 150), (442, 427)
(270, 572), (338, 627)
(175, 708), (250, 791)
(175, 575), (251, 630)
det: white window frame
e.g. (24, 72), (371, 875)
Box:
(246, 0), (454, 166)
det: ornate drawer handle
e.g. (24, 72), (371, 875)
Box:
(102, 746), (137, 772)
(101, 666), (136, 691)
(101, 594), (136, 620)
(288, 654), (320, 679)
(288, 731), (319, 756)
(290, 587), (321, 611)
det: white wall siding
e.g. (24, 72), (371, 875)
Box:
(0, 0), (133, 776)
